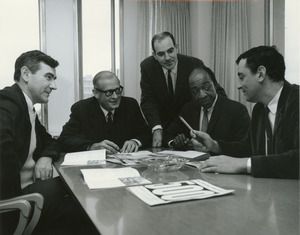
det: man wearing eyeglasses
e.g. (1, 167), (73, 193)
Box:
(58, 71), (151, 154)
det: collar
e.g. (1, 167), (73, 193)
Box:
(203, 94), (218, 113)
(267, 86), (283, 115)
(162, 61), (178, 75)
(22, 91), (34, 112)
(100, 106), (115, 117)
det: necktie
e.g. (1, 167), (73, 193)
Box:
(264, 106), (273, 155)
(201, 109), (208, 132)
(107, 111), (113, 124)
(167, 70), (174, 103)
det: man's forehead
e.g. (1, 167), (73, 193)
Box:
(154, 37), (174, 51)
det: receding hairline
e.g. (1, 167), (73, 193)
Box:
(93, 71), (119, 86)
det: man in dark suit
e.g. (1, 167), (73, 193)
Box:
(0, 50), (86, 234)
(191, 46), (299, 179)
(58, 71), (151, 154)
(140, 31), (226, 147)
(163, 66), (250, 152)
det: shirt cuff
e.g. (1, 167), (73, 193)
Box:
(246, 158), (251, 174)
(152, 125), (162, 133)
(168, 140), (174, 148)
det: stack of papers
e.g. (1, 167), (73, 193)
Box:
(81, 167), (151, 189)
(107, 150), (208, 166)
(127, 179), (234, 206)
(61, 149), (106, 166)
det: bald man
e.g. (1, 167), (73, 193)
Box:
(58, 71), (151, 154)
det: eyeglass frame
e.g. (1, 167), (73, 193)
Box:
(94, 85), (123, 97)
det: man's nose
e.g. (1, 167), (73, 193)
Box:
(165, 52), (171, 60)
(111, 91), (118, 98)
(50, 80), (57, 90)
(198, 89), (207, 98)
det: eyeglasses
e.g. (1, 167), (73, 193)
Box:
(94, 86), (123, 97)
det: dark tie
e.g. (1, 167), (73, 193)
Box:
(201, 109), (208, 132)
(167, 70), (174, 103)
(107, 111), (113, 124)
(264, 106), (273, 155)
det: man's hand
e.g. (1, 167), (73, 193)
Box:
(121, 140), (139, 153)
(200, 155), (248, 174)
(35, 157), (53, 180)
(89, 140), (120, 154)
(190, 130), (221, 153)
(172, 133), (189, 150)
(152, 129), (163, 147)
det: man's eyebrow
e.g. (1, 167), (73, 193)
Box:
(45, 72), (57, 80)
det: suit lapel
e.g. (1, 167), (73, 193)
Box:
(207, 97), (221, 133)
(273, 82), (290, 136)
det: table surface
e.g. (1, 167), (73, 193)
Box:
(54, 150), (300, 235)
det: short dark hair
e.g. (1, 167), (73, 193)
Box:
(236, 46), (285, 82)
(189, 66), (218, 86)
(151, 31), (176, 53)
(14, 50), (59, 81)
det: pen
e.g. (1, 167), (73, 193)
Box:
(179, 116), (202, 142)
(179, 116), (194, 132)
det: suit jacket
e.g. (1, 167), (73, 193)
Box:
(219, 81), (299, 179)
(140, 54), (206, 130)
(58, 96), (151, 152)
(0, 84), (60, 199)
(163, 96), (250, 152)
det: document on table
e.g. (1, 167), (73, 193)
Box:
(157, 150), (208, 161)
(106, 150), (155, 166)
(127, 179), (234, 206)
(61, 149), (106, 166)
(81, 167), (151, 189)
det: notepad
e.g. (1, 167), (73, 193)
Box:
(61, 149), (106, 166)
(81, 167), (151, 189)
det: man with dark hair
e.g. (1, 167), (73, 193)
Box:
(164, 66), (250, 151)
(0, 50), (88, 234)
(140, 31), (226, 147)
(191, 46), (299, 179)
(58, 71), (151, 154)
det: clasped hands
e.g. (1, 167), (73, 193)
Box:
(89, 139), (139, 154)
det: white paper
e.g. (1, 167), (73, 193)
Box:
(109, 150), (153, 160)
(80, 167), (151, 189)
(158, 150), (206, 159)
(61, 149), (106, 166)
(127, 179), (234, 206)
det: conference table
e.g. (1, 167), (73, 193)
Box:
(54, 149), (299, 235)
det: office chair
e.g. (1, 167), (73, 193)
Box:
(0, 193), (44, 235)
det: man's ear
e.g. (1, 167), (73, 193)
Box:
(20, 66), (30, 82)
(257, 65), (267, 83)
(152, 51), (158, 61)
(92, 89), (99, 99)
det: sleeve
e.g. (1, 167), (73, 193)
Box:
(0, 105), (22, 199)
(129, 99), (152, 148)
(34, 118), (60, 162)
(140, 61), (162, 129)
(163, 104), (194, 147)
(57, 103), (94, 152)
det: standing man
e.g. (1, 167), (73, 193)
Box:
(58, 71), (151, 154)
(164, 66), (250, 151)
(191, 46), (299, 179)
(0, 50), (86, 234)
(140, 31), (225, 147)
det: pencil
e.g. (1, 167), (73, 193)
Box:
(179, 116), (194, 132)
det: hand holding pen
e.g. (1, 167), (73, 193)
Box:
(179, 116), (212, 152)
